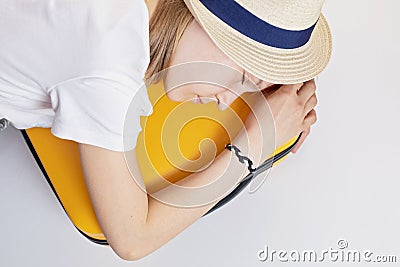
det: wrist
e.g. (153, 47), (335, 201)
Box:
(232, 126), (276, 166)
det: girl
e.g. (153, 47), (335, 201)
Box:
(0, 0), (331, 260)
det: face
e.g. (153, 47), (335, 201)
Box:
(164, 20), (274, 110)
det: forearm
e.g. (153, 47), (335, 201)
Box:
(80, 122), (273, 261)
(128, 128), (272, 259)
(138, 150), (243, 254)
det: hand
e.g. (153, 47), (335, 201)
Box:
(266, 79), (317, 148)
(261, 82), (317, 153)
(233, 79), (318, 163)
(262, 82), (317, 153)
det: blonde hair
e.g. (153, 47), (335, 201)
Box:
(145, 0), (194, 84)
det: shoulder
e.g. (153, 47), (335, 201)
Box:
(63, 0), (150, 80)
(33, 0), (150, 86)
(60, 0), (149, 42)
(83, 0), (149, 32)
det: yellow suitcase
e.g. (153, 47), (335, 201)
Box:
(21, 82), (300, 245)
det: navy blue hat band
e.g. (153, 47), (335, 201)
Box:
(199, 0), (318, 49)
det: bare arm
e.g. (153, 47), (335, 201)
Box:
(78, 80), (317, 261)
(79, 128), (266, 260)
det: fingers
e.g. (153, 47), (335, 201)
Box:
(291, 79), (317, 120)
(262, 79), (318, 149)
(303, 93), (318, 116)
(261, 84), (282, 98)
(279, 82), (304, 96)
(303, 109), (317, 129)
(297, 79), (316, 103)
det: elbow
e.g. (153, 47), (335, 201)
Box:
(110, 239), (156, 261)
(117, 249), (151, 262)
(105, 222), (165, 261)
(117, 251), (145, 262)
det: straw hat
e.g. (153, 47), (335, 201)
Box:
(182, 0), (332, 84)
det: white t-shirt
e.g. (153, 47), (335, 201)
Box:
(0, 0), (153, 152)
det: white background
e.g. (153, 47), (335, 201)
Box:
(1, 1), (399, 266)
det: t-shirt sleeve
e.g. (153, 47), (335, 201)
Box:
(49, 75), (152, 152)
(46, 0), (152, 152)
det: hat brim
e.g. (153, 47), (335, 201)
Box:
(184, 0), (333, 84)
